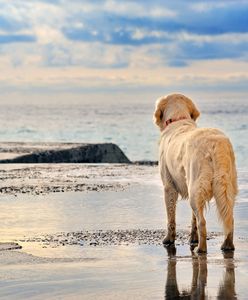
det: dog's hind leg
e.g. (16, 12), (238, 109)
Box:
(192, 207), (207, 253)
(188, 160), (213, 253)
(214, 181), (235, 251)
(190, 211), (199, 248)
(163, 186), (178, 245)
(216, 196), (235, 251)
(189, 191), (207, 253)
(221, 227), (234, 251)
(212, 141), (237, 251)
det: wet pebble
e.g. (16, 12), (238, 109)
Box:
(19, 229), (220, 248)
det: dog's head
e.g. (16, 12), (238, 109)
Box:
(153, 93), (200, 130)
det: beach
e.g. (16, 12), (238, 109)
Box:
(2, 0), (248, 298)
(0, 161), (247, 299)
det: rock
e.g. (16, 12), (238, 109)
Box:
(133, 160), (158, 166)
(0, 142), (130, 164)
(0, 242), (22, 251)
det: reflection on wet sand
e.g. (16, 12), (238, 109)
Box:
(217, 252), (237, 300)
(164, 246), (237, 299)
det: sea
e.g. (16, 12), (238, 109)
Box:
(0, 97), (247, 168)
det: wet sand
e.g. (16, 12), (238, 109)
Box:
(0, 163), (153, 194)
(0, 164), (247, 299)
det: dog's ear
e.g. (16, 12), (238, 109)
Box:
(190, 102), (200, 121)
(185, 98), (200, 121)
(153, 98), (167, 128)
(153, 106), (163, 127)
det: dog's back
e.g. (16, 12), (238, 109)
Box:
(160, 124), (237, 202)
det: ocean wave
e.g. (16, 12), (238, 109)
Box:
(202, 108), (248, 115)
(17, 128), (37, 134)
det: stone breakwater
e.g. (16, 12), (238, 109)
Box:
(20, 229), (219, 248)
(0, 142), (130, 163)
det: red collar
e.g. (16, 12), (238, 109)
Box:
(163, 116), (188, 130)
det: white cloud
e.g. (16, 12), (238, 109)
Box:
(149, 7), (177, 18)
(0, 0), (247, 99)
(174, 31), (248, 44)
(131, 29), (170, 40)
(103, 0), (177, 18)
(42, 42), (131, 69)
(191, 2), (231, 12)
(34, 26), (65, 44)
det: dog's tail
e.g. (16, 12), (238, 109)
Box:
(212, 138), (238, 235)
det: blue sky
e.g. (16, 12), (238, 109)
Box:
(0, 0), (248, 102)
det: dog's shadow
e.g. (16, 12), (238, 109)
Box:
(164, 246), (237, 299)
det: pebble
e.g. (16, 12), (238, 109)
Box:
(20, 229), (219, 248)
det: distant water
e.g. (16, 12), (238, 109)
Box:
(0, 98), (247, 167)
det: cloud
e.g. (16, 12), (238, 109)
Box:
(183, 4), (248, 35)
(0, 0), (248, 98)
(168, 60), (188, 67)
(102, 1), (177, 18)
(159, 37), (248, 67)
(62, 1), (248, 47)
(63, 25), (172, 46)
(1, 67), (248, 97)
(60, 0), (248, 68)
(42, 42), (130, 68)
(178, 40), (248, 60)
(0, 15), (28, 32)
(0, 34), (36, 44)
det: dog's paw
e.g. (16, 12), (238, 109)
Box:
(162, 236), (175, 246)
(195, 247), (207, 254)
(190, 239), (199, 245)
(221, 240), (235, 251)
(189, 238), (198, 251)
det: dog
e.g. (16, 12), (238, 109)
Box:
(153, 93), (238, 253)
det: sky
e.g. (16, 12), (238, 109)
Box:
(0, 0), (248, 103)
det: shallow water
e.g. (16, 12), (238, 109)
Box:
(0, 168), (247, 299)
(0, 169), (247, 239)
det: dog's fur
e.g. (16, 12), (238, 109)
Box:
(154, 93), (238, 252)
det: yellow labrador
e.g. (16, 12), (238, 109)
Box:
(154, 94), (237, 253)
